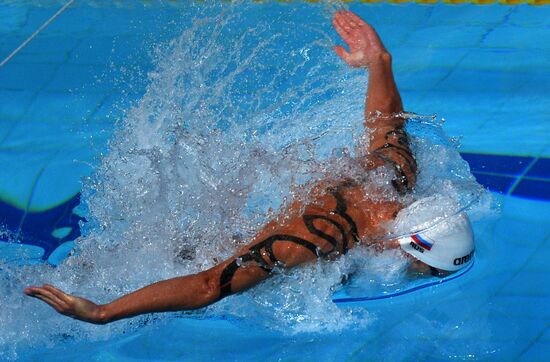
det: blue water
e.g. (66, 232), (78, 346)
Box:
(0, 1), (549, 361)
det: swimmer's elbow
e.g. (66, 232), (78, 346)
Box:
(96, 305), (111, 325)
(195, 270), (221, 307)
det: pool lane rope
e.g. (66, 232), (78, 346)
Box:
(0, 0), (75, 68)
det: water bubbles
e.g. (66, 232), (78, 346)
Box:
(299, 46), (311, 61)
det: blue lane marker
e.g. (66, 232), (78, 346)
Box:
(526, 158), (550, 179)
(0, 193), (84, 259)
(462, 154), (550, 201)
(460, 153), (533, 176)
(471, 172), (516, 194)
(512, 179), (550, 202)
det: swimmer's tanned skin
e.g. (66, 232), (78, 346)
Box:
(24, 11), (418, 324)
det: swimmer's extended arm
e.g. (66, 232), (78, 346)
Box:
(25, 190), (359, 324)
(23, 248), (305, 325)
(23, 243), (312, 325)
(333, 11), (416, 191)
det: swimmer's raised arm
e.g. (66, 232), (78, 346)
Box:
(333, 11), (416, 191)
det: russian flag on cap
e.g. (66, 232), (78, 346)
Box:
(411, 233), (433, 250)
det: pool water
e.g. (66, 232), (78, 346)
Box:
(1, 1), (549, 361)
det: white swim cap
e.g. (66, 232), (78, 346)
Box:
(398, 213), (475, 272)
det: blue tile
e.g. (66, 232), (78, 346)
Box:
(518, 341), (550, 362)
(44, 63), (114, 92)
(471, 172), (516, 194)
(68, 36), (119, 65)
(0, 241), (43, 262)
(15, 7), (62, 37)
(426, 91), (506, 114)
(493, 217), (549, 247)
(461, 153), (533, 175)
(509, 6), (550, 28)
(13, 35), (79, 64)
(0, 62), (58, 91)
(68, 35), (148, 68)
(477, 114), (550, 157)
(440, 68), (535, 93)
(0, 35), (26, 53)
(498, 271), (550, 298)
(526, 158), (550, 180)
(22, 90), (104, 124)
(389, 47), (462, 71)
(426, 5), (510, 27)
(0, 89), (35, 121)
(482, 24), (550, 51)
(88, 94), (123, 123)
(350, 3), (432, 29)
(524, 238), (550, 272)
(0, 149), (53, 209)
(512, 179), (550, 202)
(515, 69), (550, 100)
(480, 315), (547, 343)
(499, 89), (550, 114)
(88, 8), (147, 37)
(27, 158), (93, 212)
(500, 195), (550, 223)
(460, 48), (549, 71)
(490, 296), (550, 320)
(39, 6), (97, 36)
(0, 6), (28, 33)
(395, 67), (449, 92)
(404, 25), (487, 49)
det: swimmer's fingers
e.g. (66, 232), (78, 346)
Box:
(333, 16), (350, 42)
(333, 45), (351, 64)
(333, 17), (361, 55)
(334, 12), (351, 34)
(334, 12), (366, 50)
(341, 11), (368, 28)
(25, 286), (71, 313)
(42, 284), (77, 307)
(25, 285), (104, 324)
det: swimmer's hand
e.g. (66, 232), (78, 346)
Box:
(24, 284), (106, 324)
(332, 10), (390, 68)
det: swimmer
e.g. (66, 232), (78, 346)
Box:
(24, 11), (474, 324)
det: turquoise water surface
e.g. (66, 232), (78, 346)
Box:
(1, 1), (549, 361)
